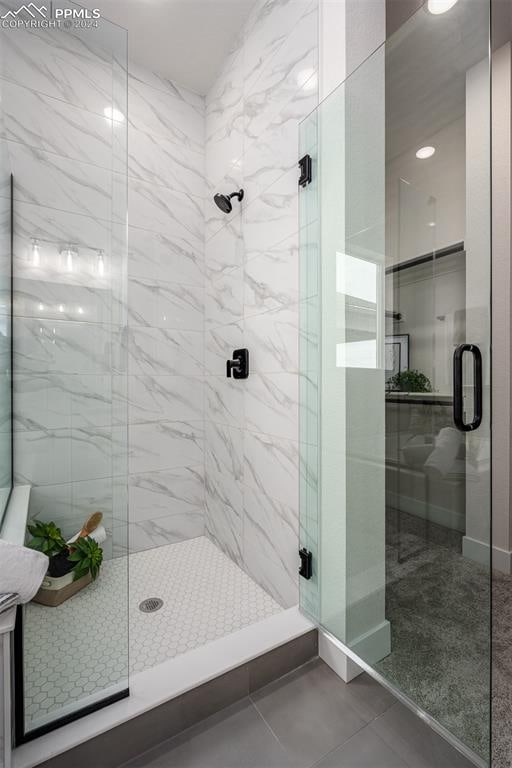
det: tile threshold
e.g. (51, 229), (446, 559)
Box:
(13, 606), (314, 768)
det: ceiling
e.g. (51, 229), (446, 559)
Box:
(96, 0), (255, 95)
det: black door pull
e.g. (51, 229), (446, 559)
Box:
(453, 344), (482, 432)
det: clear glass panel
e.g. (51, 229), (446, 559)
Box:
(0, 156), (12, 523)
(0, 1), (129, 737)
(300, 0), (490, 760)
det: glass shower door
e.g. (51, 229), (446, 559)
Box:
(299, 0), (491, 762)
(0, 2), (130, 740)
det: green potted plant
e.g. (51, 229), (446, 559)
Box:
(26, 518), (104, 606)
(67, 537), (103, 581)
(27, 520), (67, 557)
(387, 369), (433, 393)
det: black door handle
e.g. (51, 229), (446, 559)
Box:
(453, 344), (482, 432)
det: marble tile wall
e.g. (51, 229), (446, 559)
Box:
(1, 19), (129, 559)
(204, 0), (319, 608)
(126, 65), (206, 553)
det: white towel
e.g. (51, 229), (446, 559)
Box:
(0, 539), (49, 603)
(67, 524), (107, 546)
(424, 427), (462, 478)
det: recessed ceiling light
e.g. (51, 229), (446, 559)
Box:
(427, 0), (459, 14)
(416, 146), (436, 159)
(103, 106), (125, 122)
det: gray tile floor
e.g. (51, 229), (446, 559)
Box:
(122, 659), (475, 768)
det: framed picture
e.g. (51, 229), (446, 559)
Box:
(385, 334), (409, 387)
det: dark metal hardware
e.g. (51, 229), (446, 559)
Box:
(298, 154), (312, 188)
(453, 343), (483, 432)
(299, 548), (313, 580)
(226, 348), (249, 379)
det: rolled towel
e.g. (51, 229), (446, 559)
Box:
(0, 539), (49, 604)
(67, 524), (107, 546)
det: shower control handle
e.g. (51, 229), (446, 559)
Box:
(226, 349), (249, 379)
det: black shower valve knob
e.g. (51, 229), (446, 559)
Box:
(226, 349), (249, 379)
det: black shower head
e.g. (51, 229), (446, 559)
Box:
(214, 189), (244, 214)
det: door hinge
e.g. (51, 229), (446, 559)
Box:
(298, 154), (312, 188)
(299, 548), (313, 580)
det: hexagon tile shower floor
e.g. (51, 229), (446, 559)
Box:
(23, 537), (281, 730)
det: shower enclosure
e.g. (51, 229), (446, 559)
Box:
(0, 3), (130, 740)
(299, 0), (491, 764)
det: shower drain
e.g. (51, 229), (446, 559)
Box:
(139, 597), (164, 613)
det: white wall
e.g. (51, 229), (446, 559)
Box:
(203, 0), (320, 608)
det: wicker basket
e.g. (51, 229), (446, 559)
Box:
(32, 571), (92, 607)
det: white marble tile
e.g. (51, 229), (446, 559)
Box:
(128, 226), (203, 287)
(126, 512), (205, 553)
(128, 179), (203, 245)
(127, 375), (204, 424)
(242, 0), (315, 96)
(205, 491), (243, 567)
(128, 75), (204, 152)
(14, 277), (116, 325)
(129, 62), (204, 110)
(243, 430), (299, 509)
(15, 428), (72, 486)
(14, 373), (112, 431)
(243, 78), (318, 201)
(127, 327), (203, 376)
(128, 125), (204, 199)
(243, 484), (299, 608)
(70, 426), (116, 482)
(244, 231), (299, 316)
(205, 375), (245, 428)
(244, 373), (299, 442)
(206, 38), (244, 106)
(204, 211), (243, 279)
(128, 277), (203, 331)
(205, 424), (243, 520)
(4, 143), (115, 222)
(244, 305), (299, 373)
(72, 476), (118, 520)
(205, 49), (244, 188)
(28, 482), (73, 524)
(243, 167), (298, 255)
(129, 421), (203, 474)
(205, 322), (244, 376)
(14, 373), (71, 431)
(0, 26), (114, 116)
(14, 318), (114, 375)
(128, 466), (204, 523)
(205, 421), (243, 487)
(244, 1), (318, 142)
(13, 202), (112, 267)
(242, 114), (299, 204)
(0, 79), (113, 169)
(205, 267), (243, 328)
